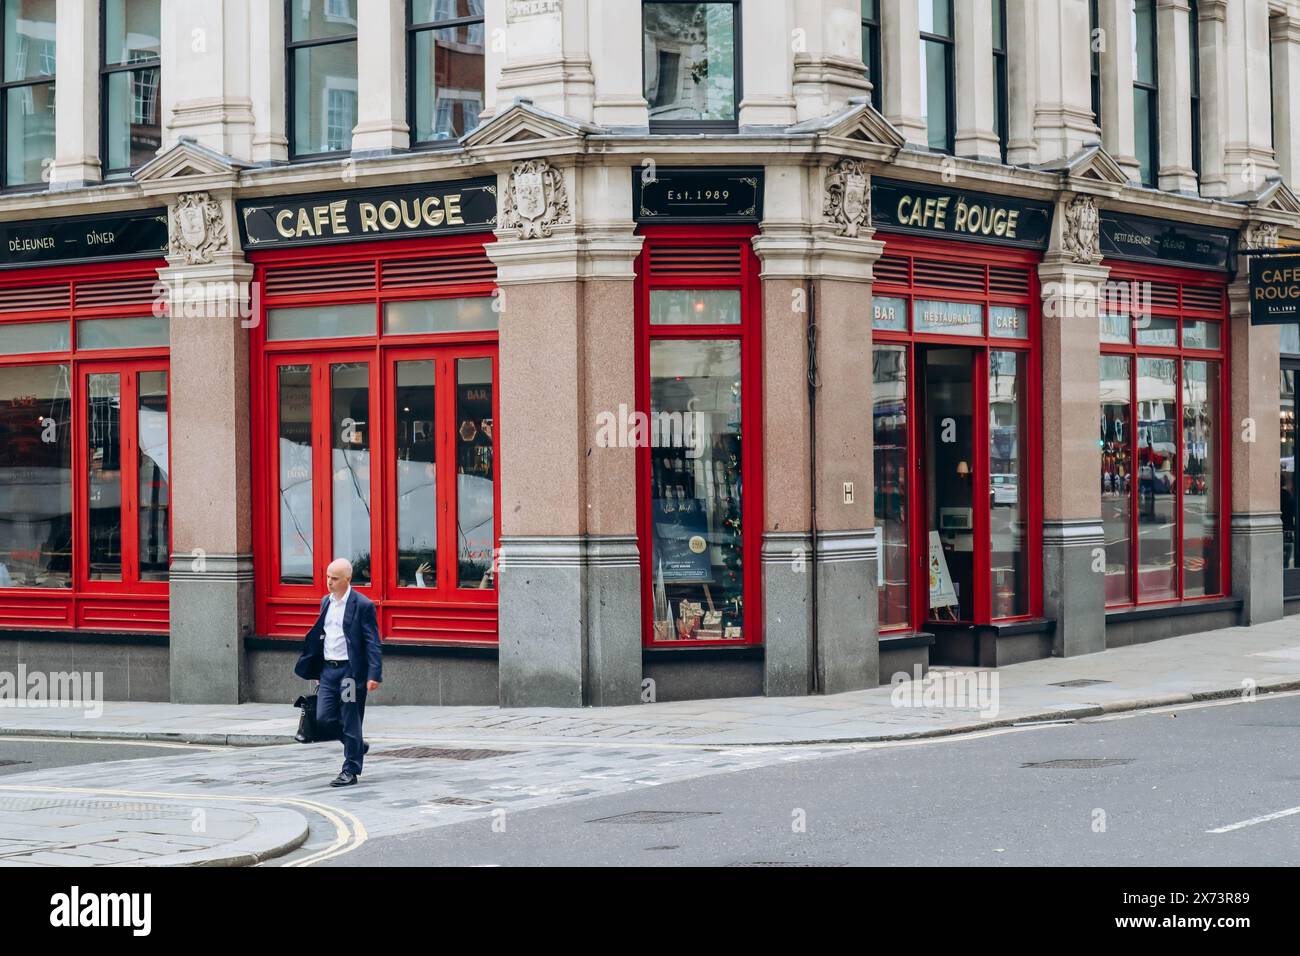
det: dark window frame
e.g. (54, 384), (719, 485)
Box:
(919, 0), (955, 155)
(1090, 0), (1102, 131)
(993, 0), (1008, 163)
(99, 0), (163, 177)
(0, 0), (57, 191)
(642, 0), (743, 134)
(405, 0), (486, 149)
(862, 0), (882, 112)
(1132, 0), (1160, 188)
(285, 0), (359, 161)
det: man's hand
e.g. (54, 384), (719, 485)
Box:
(367, 679), (380, 692)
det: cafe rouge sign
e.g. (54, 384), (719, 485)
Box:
(871, 179), (1053, 250)
(1249, 254), (1300, 325)
(238, 178), (498, 250)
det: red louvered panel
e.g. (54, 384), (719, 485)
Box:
(264, 600), (325, 637)
(0, 595), (74, 629)
(1181, 284), (1225, 314)
(0, 282), (72, 314)
(74, 276), (159, 310)
(264, 260), (376, 297)
(988, 265), (1031, 298)
(873, 254), (910, 286)
(912, 257), (986, 292)
(1147, 280), (1180, 313)
(75, 597), (169, 631)
(382, 605), (499, 644)
(382, 251), (495, 289)
(648, 243), (743, 278)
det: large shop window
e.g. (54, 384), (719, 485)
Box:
(287, 0), (358, 158)
(637, 228), (761, 646)
(871, 239), (1041, 632)
(407, 0), (485, 145)
(251, 237), (499, 643)
(101, 0), (162, 175)
(642, 0), (739, 132)
(0, 266), (170, 630)
(1282, 325), (1300, 596)
(1, 0), (57, 189)
(1099, 268), (1227, 606)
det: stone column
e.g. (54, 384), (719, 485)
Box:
(1157, 0), (1198, 193)
(160, 0), (254, 158)
(51, 0), (100, 187)
(879, 0), (926, 145)
(1221, 0), (1279, 192)
(739, 0), (796, 126)
(1270, 11), (1300, 188)
(1039, 195), (1108, 657)
(589, 0), (649, 127)
(158, 190), (255, 703)
(249, 0), (288, 163)
(953, 0), (1001, 162)
(1098, 0), (1140, 181)
(1228, 225), (1284, 625)
(494, 0), (595, 122)
(1008, 0), (1097, 166)
(1196, 0), (1230, 196)
(791, 0), (874, 123)
(352, 0), (408, 154)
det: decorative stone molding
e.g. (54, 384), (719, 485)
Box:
(501, 158), (573, 240)
(1240, 221), (1281, 252)
(168, 192), (231, 265)
(1061, 195), (1102, 264)
(823, 159), (872, 238)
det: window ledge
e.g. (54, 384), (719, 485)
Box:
(879, 631), (936, 649)
(1104, 597), (1242, 625)
(643, 644), (763, 662)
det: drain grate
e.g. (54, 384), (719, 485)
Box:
(589, 810), (721, 825)
(1049, 679), (1112, 688)
(377, 747), (515, 761)
(429, 796), (494, 807)
(1022, 758), (1135, 769)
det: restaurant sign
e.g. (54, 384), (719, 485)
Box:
(1249, 254), (1300, 325)
(1098, 211), (1236, 272)
(871, 179), (1053, 250)
(0, 209), (168, 269)
(635, 167), (764, 223)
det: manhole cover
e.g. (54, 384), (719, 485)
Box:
(588, 810), (721, 825)
(378, 747), (515, 761)
(729, 861), (848, 867)
(1022, 758), (1135, 769)
(1049, 679), (1113, 688)
(0, 760), (31, 768)
(430, 796), (494, 807)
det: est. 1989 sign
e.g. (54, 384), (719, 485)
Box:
(635, 167), (764, 223)
(1249, 254), (1300, 325)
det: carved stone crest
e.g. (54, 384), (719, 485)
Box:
(501, 159), (572, 239)
(824, 159), (872, 238)
(1241, 221), (1280, 251)
(169, 192), (230, 265)
(1061, 194), (1101, 264)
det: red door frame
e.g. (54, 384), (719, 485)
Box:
(634, 224), (764, 647)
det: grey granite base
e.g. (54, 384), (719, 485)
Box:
(1043, 520), (1106, 657)
(169, 553), (253, 703)
(1231, 512), (1284, 626)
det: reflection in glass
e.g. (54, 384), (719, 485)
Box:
(989, 351), (1026, 618)
(105, 66), (161, 171)
(1136, 357), (1177, 600)
(1182, 320), (1220, 350)
(1100, 313), (1131, 345)
(292, 42), (357, 155)
(918, 1), (953, 152)
(649, 340), (744, 640)
(456, 358), (495, 589)
(0, 320), (70, 354)
(650, 289), (741, 326)
(1282, 324), (1300, 355)
(1284, 368), (1297, 572)
(1182, 360), (1219, 596)
(988, 306), (1028, 340)
(77, 315), (168, 351)
(4, 82), (56, 186)
(413, 20), (485, 141)
(268, 303), (374, 341)
(137, 371), (169, 581)
(0, 364), (72, 588)
(331, 363), (371, 585)
(87, 373), (122, 581)
(1100, 355), (1133, 604)
(872, 296), (908, 332)
(104, 0), (160, 64)
(278, 365), (313, 584)
(384, 297), (496, 336)
(873, 345), (909, 629)
(290, 0), (357, 40)
(643, 2), (737, 123)
(395, 361), (436, 588)
(1135, 316), (1177, 347)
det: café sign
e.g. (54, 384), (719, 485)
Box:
(0, 209), (168, 269)
(871, 179), (1053, 250)
(635, 167), (764, 223)
(237, 178), (498, 250)
(1249, 254), (1300, 325)
(1099, 211), (1235, 272)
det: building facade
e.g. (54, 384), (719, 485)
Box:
(1, 0), (1298, 707)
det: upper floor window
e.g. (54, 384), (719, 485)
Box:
(1089, 0), (1101, 130)
(643, 0), (739, 132)
(993, 0), (1007, 162)
(1, 0), (56, 188)
(101, 0), (161, 175)
(288, 0), (358, 158)
(918, 0), (954, 153)
(1189, 0), (1200, 182)
(1132, 0), (1158, 187)
(408, 0), (485, 145)
(862, 0), (881, 112)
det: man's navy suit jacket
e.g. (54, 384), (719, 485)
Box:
(294, 589), (383, 686)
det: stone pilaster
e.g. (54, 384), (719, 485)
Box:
(1157, 0), (1199, 193)
(352, 0), (409, 154)
(589, 0), (649, 128)
(160, 0), (255, 158)
(51, 0), (100, 187)
(740, 0), (796, 126)
(492, 0), (595, 123)
(1196, 0), (1230, 196)
(1097, 0), (1141, 181)
(954, 0), (1001, 162)
(1007, 0), (1098, 166)
(790, 0), (874, 124)
(1270, 11), (1300, 189)
(879, 0), (926, 145)
(1221, 0), (1279, 193)
(248, 0), (287, 163)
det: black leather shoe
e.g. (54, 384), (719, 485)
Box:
(363, 741), (370, 755)
(330, 772), (358, 787)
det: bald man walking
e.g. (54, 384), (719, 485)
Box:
(294, 558), (383, 786)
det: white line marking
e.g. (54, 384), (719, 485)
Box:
(1207, 805), (1300, 834)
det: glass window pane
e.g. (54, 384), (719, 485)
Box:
(0, 364), (71, 588)
(137, 370), (169, 581)
(649, 289), (741, 326)
(643, 2), (737, 122)
(456, 357), (495, 589)
(989, 306), (1028, 339)
(331, 362), (371, 585)
(923, 348), (974, 620)
(1182, 320), (1220, 350)
(873, 345), (909, 629)
(103, 0), (160, 66)
(5, 82), (56, 186)
(87, 372), (122, 581)
(1135, 315), (1177, 347)
(920, 38), (950, 151)
(1282, 324), (1300, 355)
(396, 360), (437, 588)
(918, 0), (951, 36)
(1182, 360), (1219, 596)
(649, 340), (744, 640)
(1284, 368), (1297, 572)
(290, 0), (357, 41)
(862, 0), (878, 19)
(913, 299), (982, 336)
(413, 24), (485, 142)
(1100, 312), (1131, 345)
(105, 66), (161, 170)
(1132, 0), (1156, 84)
(0, 320), (69, 354)
(989, 350), (1026, 617)
(1100, 356), (1133, 604)
(872, 295), (907, 332)
(412, 0), (485, 25)
(268, 303), (374, 341)
(384, 297), (497, 335)
(77, 315), (168, 351)
(1133, 86), (1155, 186)
(1136, 357), (1177, 601)
(3, 0), (56, 82)
(278, 364), (314, 585)
(292, 41), (357, 155)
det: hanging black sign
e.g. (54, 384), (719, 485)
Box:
(1249, 254), (1300, 325)
(1099, 211), (1235, 272)
(237, 178), (498, 250)
(0, 209), (168, 269)
(635, 167), (764, 223)
(870, 179), (1053, 249)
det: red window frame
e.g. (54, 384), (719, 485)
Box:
(634, 225), (764, 648)
(0, 260), (171, 632)
(1099, 261), (1230, 608)
(250, 235), (501, 645)
(870, 234), (1044, 631)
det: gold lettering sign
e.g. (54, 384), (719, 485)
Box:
(264, 194), (470, 240)
(895, 192), (1021, 240)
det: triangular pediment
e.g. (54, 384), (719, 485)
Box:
(1233, 176), (1300, 215)
(461, 99), (604, 150)
(1039, 145), (1129, 188)
(133, 137), (249, 185)
(787, 97), (906, 151)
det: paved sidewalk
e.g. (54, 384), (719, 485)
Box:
(3, 617), (1298, 747)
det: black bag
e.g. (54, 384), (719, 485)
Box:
(293, 693), (320, 743)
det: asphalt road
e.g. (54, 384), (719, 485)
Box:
(0, 737), (224, 776)
(320, 692), (1300, 866)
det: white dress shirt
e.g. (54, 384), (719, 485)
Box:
(323, 587), (351, 661)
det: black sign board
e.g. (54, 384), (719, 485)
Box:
(1249, 254), (1300, 325)
(238, 178), (497, 250)
(0, 209), (168, 269)
(635, 167), (764, 223)
(871, 179), (1053, 250)
(1099, 211), (1236, 272)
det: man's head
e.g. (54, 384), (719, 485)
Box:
(326, 558), (353, 598)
